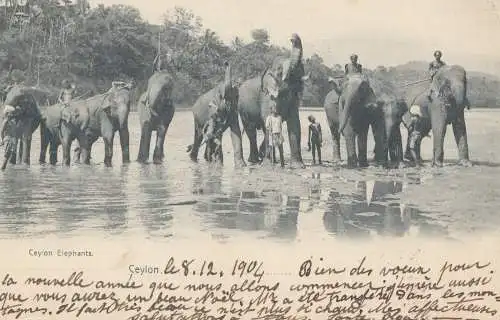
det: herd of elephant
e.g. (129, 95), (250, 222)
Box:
(0, 44), (472, 171)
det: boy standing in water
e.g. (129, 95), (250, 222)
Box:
(407, 105), (424, 167)
(265, 105), (285, 168)
(307, 115), (322, 165)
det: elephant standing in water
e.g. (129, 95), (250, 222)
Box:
(50, 81), (133, 167)
(402, 65), (471, 167)
(187, 61), (245, 167)
(324, 75), (407, 168)
(0, 86), (42, 169)
(137, 71), (175, 164)
(238, 33), (309, 168)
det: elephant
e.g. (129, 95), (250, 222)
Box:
(55, 81), (133, 167)
(324, 75), (408, 168)
(238, 39), (310, 168)
(38, 103), (65, 165)
(402, 65), (471, 167)
(187, 61), (245, 167)
(136, 71), (175, 164)
(0, 85), (42, 169)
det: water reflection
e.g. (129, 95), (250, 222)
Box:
(322, 180), (448, 238)
(135, 165), (174, 237)
(193, 167), (298, 241)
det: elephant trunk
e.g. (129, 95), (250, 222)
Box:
(339, 78), (366, 135)
(450, 78), (466, 107)
(224, 61), (232, 92)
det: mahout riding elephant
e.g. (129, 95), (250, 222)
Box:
(136, 71), (175, 164)
(186, 61), (245, 167)
(238, 34), (309, 168)
(402, 65), (471, 167)
(55, 81), (133, 167)
(0, 85), (42, 168)
(324, 75), (407, 168)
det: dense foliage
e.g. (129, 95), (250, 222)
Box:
(1, 1), (499, 109)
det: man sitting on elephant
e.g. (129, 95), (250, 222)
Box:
(427, 50), (446, 101)
(345, 54), (362, 74)
(58, 79), (76, 108)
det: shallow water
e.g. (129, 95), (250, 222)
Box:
(0, 109), (499, 242)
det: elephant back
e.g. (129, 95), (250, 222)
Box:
(61, 103), (89, 130)
(42, 104), (65, 128)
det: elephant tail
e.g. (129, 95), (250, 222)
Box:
(186, 144), (193, 153)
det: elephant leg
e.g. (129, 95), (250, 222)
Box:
(204, 142), (211, 162)
(119, 124), (131, 164)
(62, 139), (72, 167)
(10, 139), (17, 165)
(357, 125), (369, 168)
(287, 111), (305, 168)
(371, 121), (386, 166)
(229, 115), (246, 168)
(389, 127), (404, 167)
(452, 109), (471, 166)
(404, 135), (413, 161)
(78, 135), (92, 165)
(103, 134), (115, 167)
(343, 125), (358, 168)
(137, 122), (152, 163)
(153, 125), (167, 164)
(329, 124), (341, 164)
(2, 138), (16, 170)
(22, 136), (31, 165)
(190, 124), (203, 162)
(243, 122), (259, 164)
(214, 143), (224, 164)
(17, 139), (23, 164)
(39, 124), (49, 164)
(73, 139), (81, 164)
(49, 140), (58, 166)
(430, 105), (447, 167)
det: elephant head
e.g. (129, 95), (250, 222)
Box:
(430, 65), (467, 122)
(102, 81), (134, 114)
(338, 74), (375, 135)
(205, 62), (241, 138)
(145, 71), (174, 113)
(2, 86), (41, 127)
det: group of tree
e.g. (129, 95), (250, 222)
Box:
(1, 0), (499, 109)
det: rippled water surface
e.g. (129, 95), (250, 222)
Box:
(1, 109), (500, 242)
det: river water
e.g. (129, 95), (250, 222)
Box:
(1, 109), (499, 242)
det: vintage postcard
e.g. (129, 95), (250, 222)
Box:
(0, 0), (499, 319)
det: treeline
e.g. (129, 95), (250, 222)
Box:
(1, 0), (499, 109)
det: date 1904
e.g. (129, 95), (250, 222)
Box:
(162, 257), (264, 281)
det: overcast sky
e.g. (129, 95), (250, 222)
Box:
(89, 0), (500, 74)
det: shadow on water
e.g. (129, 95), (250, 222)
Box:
(321, 178), (448, 239)
(50, 166), (128, 237)
(192, 166), (298, 241)
(0, 168), (36, 237)
(135, 165), (174, 238)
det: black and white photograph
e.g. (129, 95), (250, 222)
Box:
(1, 0), (500, 242)
(2, 1), (500, 319)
